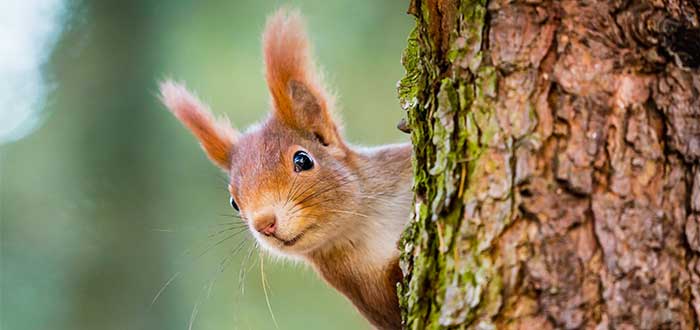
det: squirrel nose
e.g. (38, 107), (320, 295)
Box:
(253, 213), (277, 236)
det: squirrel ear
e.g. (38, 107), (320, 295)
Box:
(159, 80), (238, 169)
(262, 9), (342, 147)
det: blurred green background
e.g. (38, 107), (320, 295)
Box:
(0, 1), (412, 329)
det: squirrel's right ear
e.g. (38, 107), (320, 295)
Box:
(263, 9), (344, 149)
(159, 80), (238, 169)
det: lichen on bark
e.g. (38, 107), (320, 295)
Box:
(398, 0), (497, 328)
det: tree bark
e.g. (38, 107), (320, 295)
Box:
(397, 0), (700, 329)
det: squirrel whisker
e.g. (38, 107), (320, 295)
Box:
(238, 242), (258, 295)
(282, 171), (300, 208)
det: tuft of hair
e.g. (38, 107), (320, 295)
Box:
(262, 8), (337, 128)
(159, 80), (238, 169)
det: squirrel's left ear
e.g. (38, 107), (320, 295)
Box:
(262, 9), (343, 149)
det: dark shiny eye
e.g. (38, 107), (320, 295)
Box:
(229, 196), (239, 211)
(293, 151), (314, 172)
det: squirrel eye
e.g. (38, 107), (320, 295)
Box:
(293, 151), (314, 172)
(229, 196), (239, 211)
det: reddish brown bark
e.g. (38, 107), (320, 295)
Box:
(399, 0), (700, 329)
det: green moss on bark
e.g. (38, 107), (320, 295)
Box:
(398, 0), (497, 329)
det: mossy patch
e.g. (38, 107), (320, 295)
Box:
(398, 0), (499, 329)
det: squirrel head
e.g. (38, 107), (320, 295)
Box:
(160, 9), (364, 256)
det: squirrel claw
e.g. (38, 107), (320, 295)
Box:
(397, 118), (411, 134)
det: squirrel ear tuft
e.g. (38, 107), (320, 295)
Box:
(159, 80), (238, 169)
(262, 8), (342, 147)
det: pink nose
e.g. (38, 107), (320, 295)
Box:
(254, 213), (277, 236)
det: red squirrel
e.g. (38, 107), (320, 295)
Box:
(159, 9), (412, 330)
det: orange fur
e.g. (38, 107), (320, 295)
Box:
(262, 9), (342, 147)
(159, 81), (238, 169)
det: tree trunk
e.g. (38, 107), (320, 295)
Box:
(397, 0), (700, 329)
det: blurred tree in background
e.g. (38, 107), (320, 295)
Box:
(0, 1), (411, 329)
